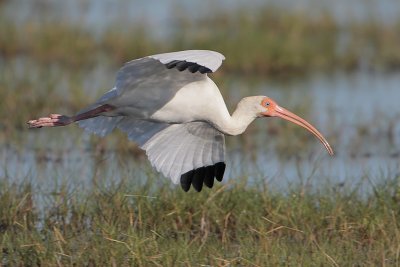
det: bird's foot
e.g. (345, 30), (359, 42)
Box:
(27, 114), (73, 128)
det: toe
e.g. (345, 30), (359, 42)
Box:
(27, 114), (71, 128)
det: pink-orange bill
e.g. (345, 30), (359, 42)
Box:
(265, 104), (334, 156)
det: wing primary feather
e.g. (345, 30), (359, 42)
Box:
(164, 59), (213, 73)
(215, 162), (226, 182)
(176, 61), (193, 71)
(180, 170), (195, 192)
(188, 64), (200, 73)
(192, 167), (206, 192)
(198, 66), (212, 74)
(166, 60), (181, 69)
(203, 165), (215, 188)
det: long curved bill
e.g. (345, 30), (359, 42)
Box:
(274, 105), (334, 156)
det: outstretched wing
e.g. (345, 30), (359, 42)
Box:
(115, 50), (225, 95)
(78, 50), (225, 118)
(79, 116), (226, 192)
(118, 119), (226, 192)
(115, 50), (225, 96)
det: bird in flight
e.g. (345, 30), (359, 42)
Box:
(28, 50), (333, 192)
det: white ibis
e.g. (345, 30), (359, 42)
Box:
(28, 50), (333, 192)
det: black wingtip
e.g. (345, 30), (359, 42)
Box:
(215, 162), (226, 182)
(176, 61), (192, 71)
(198, 66), (212, 74)
(192, 167), (206, 192)
(179, 162), (226, 192)
(166, 60), (180, 69)
(164, 60), (212, 74)
(203, 166), (215, 188)
(180, 170), (194, 192)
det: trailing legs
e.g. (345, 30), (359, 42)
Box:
(27, 104), (115, 128)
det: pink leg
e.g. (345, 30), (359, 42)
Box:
(27, 104), (115, 128)
(27, 114), (73, 128)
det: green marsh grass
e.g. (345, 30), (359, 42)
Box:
(1, 175), (400, 266)
(1, 6), (400, 74)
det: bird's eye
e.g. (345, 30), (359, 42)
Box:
(264, 102), (270, 107)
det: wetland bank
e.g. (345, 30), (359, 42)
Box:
(1, 0), (400, 265)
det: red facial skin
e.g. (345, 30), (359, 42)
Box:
(261, 97), (334, 156)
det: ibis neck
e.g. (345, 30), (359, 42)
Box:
(212, 104), (257, 136)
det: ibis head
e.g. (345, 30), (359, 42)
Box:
(258, 97), (334, 156)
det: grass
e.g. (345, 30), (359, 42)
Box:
(1, 5), (400, 75)
(1, 174), (399, 266)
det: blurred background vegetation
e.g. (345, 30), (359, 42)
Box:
(1, 0), (400, 265)
(1, 1), (400, 74)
